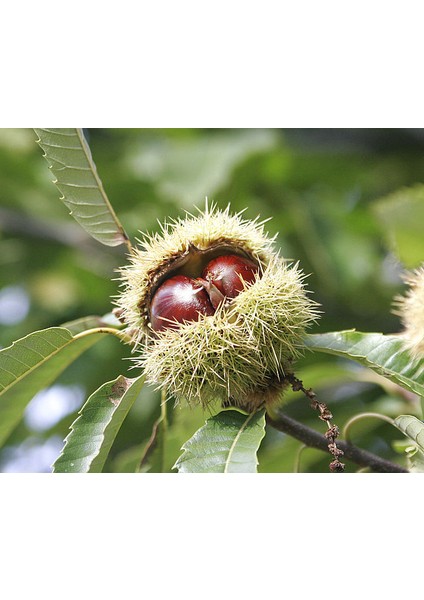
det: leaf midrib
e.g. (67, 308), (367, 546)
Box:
(223, 411), (257, 473)
(74, 129), (124, 234)
(0, 328), (108, 396)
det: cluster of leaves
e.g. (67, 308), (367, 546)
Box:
(0, 128), (423, 472)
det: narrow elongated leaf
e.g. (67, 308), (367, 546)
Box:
(0, 327), (109, 447)
(53, 374), (145, 473)
(305, 331), (424, 398)
(34, 128), (129, 248)
(394, 414), (424, 472)
(174, 409), (266, 473)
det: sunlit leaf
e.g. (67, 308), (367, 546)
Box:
(53, 374), (145, 473)
(0, 327), (109, 447)
(305, 331), (424, 398)
(34, 128), (130, 248)
(174, 409), (266, 473)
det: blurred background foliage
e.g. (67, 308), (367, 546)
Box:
(0, 128), (423, 473)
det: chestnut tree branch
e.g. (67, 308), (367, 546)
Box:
(266, 412), (408, 473)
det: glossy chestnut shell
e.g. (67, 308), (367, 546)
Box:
(201, 254), (258, 298)
(150, 275), (214, 332)
(149, 254), (259, 332)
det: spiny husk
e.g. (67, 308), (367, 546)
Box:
(116, 203), (275, 346)
(141, 255), (319, 409)
(393, 265), (424, 360)
(116, 203), (319, 411)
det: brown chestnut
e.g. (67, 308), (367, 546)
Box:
(201, 254), (258, 299)
(150, 254), (259, 332)
(150, 275), (214, 332)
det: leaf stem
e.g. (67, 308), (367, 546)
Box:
(293, 443), (308, 473)
(73, 326), (134, 346)
(343, 412), (395, 444)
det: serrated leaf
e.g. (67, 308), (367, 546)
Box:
(53, 374), (145, 473)
(394, 415), (424, 472)
(0, 327), (109, 447)
(305, 331), (424, 398)
(174, 409), (266, 473)
(34, 128), (129, 248)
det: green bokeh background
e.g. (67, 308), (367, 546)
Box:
(0, 128), (423, 472)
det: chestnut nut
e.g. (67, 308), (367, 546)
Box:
(150, 275), (214, 332)
(201, 254), (258, 299)
(150, 254), (258, 332)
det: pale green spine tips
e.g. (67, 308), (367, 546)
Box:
(394, 265), (424, 360)
(116, 204), (320, 411)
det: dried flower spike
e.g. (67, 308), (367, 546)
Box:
(116, 203), (319, 411)
(393, 264), (424, 360)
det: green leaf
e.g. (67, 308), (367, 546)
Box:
(34, 128), (129, 248)
(53, 374), (145, 473)
(373, 184), (424, 268)
(0, 327), (109, 447)
(394, 414), (424, 472)
(305, 331), (424, 398)
(174, 409), (266, 473)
